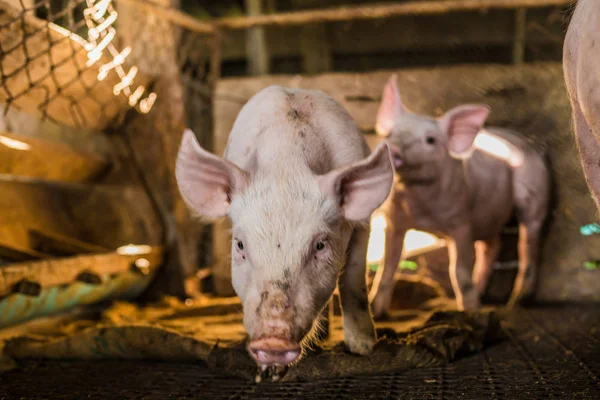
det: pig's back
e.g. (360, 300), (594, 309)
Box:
(480, 127), (534, 154)
(466, 127), (548, 240)
(223, 85), (369, 176)
(465, 147), (513, 239)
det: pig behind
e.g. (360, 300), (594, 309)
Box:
(564, 0), (600, 212)
(176, 86), (394, 375)
(370, 75), (550, 317)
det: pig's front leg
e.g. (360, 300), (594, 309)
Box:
(338, 226), (377, 355)
(370, 223), (406, 319)
(448, 227), (479, 311)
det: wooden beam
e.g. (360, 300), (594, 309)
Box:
(214, 0), (572, 30)
(114, 0), (570, 34)
(27, 229), (111, 256)
(0, 246), (163, 299)
(0, 176), (162, 252)
(0, 0), (151, 131)
(0, 132), (110, 183)
(117, 0), (198, 298)
(0, 243), (47, 264)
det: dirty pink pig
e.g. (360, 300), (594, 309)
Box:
(369, 75), (550, 318)
(175, 86), (394, 380)
(564, 0), (600, 213)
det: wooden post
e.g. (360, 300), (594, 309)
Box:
(210, 30), (235, 295)
(209, 0), (271, 297)
(116, 0), (200, 299)
(513, 8), (527, 64)
(245, 0), (270, 76)
(301, 24), (332, 74)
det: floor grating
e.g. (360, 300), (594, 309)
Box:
(0, 304), (598, 399)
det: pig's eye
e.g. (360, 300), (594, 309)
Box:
(426, 137), (436, 145)
(315, 241), (326, 251)
(237, 241), (244, 251)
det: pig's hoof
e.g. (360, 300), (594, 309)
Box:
(255, 364), (289, 383)
(345, 334), (376, 356)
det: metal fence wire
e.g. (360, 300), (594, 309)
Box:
(0, 0), (214, 132)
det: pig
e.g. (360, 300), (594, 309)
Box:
(564, 0), (600, 213)
(175, 86), (394, 380)
(369, 75), (550, 318)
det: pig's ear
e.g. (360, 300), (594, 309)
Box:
(176, 129), (249, 219)
(375, 74), (406, 137)
(439, 104), (490, 155)
(319, 142), (394, 222)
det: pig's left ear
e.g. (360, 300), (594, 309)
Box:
(438, 104), (490, 154)
(318, 142), (394, 222)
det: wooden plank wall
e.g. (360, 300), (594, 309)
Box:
(212, 63), (600, 302)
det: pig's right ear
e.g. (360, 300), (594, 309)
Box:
(175, 129), (249, 220)
(318, 142), (394, 222)
(439, 104), (490, 155)
(375, 74), (406, 137)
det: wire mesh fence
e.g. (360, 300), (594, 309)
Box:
(0, 0), (215, 132)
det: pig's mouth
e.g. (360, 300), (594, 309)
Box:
(248, 337), (302, 383)
(249, 346), (301, 365)
(391, 154), (404, 169)
(387, 143), (405, 170)
(248, 337), (302, 382)
(392, 156), (424, 172)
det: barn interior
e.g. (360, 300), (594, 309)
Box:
(0, 0), (599, 398)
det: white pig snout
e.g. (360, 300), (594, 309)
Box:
(249, 290), (301, 366)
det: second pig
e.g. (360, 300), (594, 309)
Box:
(370, 75), (550, 316)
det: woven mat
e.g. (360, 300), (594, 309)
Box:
(0, 295), (501, 382)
